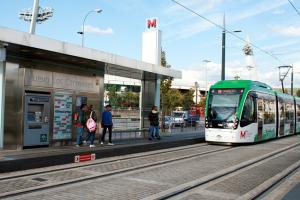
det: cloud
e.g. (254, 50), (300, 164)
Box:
(163, 0), (288, 41)
(83, 25), (114, 35)
(233, 0), (287, 22)
(262, 39), (300, 51)
(272, 25), (300, 37)
(172, 59), (300, 89)
(166, 0), (223, 16)
(162, 0), (223, 40)
(272, 9), (285, 15)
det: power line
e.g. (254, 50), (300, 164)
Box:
(288, 0), (300, 16)
(171, 0), (286, 65)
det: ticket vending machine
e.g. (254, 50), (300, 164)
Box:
(24, 93), (50, 147)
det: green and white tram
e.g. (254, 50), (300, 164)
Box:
(205, 80), (300, 143)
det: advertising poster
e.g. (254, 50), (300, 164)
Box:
(53, 92), (73, 140)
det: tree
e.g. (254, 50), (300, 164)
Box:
(122, 91), (139, 108)
(160, 50), (172, 116)
(297, 90), (300, 97)
(162, 89), (183, 115)
(182, 89), (195, 110)
(106, 85), (121, 108)
(199, 97), (206, 108)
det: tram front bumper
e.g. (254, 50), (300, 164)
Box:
(205, 128), (238, 143)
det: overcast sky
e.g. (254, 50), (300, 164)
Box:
(1, 0), (300, 89)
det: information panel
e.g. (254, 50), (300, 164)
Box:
(53, 92), (73, 140)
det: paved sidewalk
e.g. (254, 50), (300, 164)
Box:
(0, 130), (204, 173)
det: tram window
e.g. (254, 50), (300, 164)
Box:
(285, 103), (295, 122)
(264, 99), (275, 124)
(241, 95), (256, 127)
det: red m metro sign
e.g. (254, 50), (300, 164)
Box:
(146, 18), (158, 29)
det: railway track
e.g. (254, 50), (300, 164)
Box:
(3, 136), (300, 200)
(0, 143), (232, 199)
(144, 141), (300, 200)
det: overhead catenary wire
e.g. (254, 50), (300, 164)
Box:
(171, 0), (286, 65)
(288, 0), (300, 16)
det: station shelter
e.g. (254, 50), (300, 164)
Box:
(0, 27), (181, 149)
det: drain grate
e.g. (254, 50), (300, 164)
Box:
(32, 177), (48, 182)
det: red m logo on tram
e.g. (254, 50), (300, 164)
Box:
(147, 19), (157, 29)
(240, 130), (248, 138)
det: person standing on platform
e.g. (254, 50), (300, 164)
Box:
(100, 104), (114, 145)
(74, 104), (86, 147)
(84, 104), (97, 148)
(148, 105), (161, 140)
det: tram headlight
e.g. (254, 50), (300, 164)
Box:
(205, 117), (208, 128)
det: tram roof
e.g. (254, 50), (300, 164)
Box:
(210, 80), (273, 91)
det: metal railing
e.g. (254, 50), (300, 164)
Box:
(99, 128), (149, 144)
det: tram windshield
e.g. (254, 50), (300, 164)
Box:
(207, 89), (243, 128)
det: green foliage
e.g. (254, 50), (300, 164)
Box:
(161, 51), (167, 67)
(199, 97), (206, 108)
(297, 90), (300, 97)
(160, 50), (195, 115)
(106, 85), (139, 109)
(161, 89), (183, 115)
(182, 90), (195, 110)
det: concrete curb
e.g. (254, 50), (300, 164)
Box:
(0, 137), (204, 173)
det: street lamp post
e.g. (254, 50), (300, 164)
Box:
(221, 14), (241, 80)
(203, 59), (211, 96)
(195, 82), (199, 105)
(19, 0), (53, 34)
(77, 9), (102, 47)
(221, 14), (226, 81)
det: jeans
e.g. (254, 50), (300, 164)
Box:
(149, 125), (160, 138)
(101, 125), (113, 143)
(76, 127), (84, 145)
(86, 131), (96, 145)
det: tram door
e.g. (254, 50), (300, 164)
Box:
(257, 99), (264, 140)
(278, 100), (285, 137)
(24, 93), (50, 147)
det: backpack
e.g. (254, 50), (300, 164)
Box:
(86, 111), (97, 132)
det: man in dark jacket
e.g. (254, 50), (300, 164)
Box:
(101, 104), (114, 145)
(148, 105), (161, 140)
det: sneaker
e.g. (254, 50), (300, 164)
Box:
(83, 140), (87, 144)
(156, 136), (161, 140)
(89, 144), (96, 148)
(100, 141), (104, 145)
(75, 144), (80, 147)
(148, 137), (153, 141)
(108, 142), (114, 146)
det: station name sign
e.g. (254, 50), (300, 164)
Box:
(25, 69), (100, 93)
(146, 18), (158, 30)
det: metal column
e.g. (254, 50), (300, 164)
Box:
(29, 0), (39, 34)
(0, 47), (6, 149)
